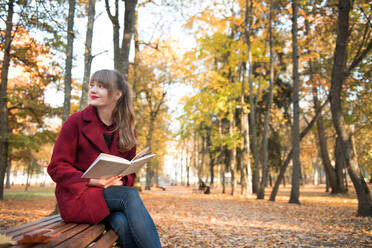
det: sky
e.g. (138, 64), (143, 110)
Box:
(45, 1), (197, 184)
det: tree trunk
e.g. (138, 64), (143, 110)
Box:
(249, 71), (259, 195)
(305, 16), (340, 193)
(25, 158), (35, 192)
(219, 119), (226, 193)
(209, 156), (215, 186)
(0, 0), (14, 200)
(221, 157), (226, 194)
(105, 0), (120, 70)
(119, 0), (137, 79)
(200, 135), (206, 182)
(5, 158), (11, 189)
(229, 105), (237, 196)
(25, 170), (30, 192)
(180, 145), (184, 185)
(154, 166), (159, 186)
(252, 46), (266, 195)
(242, 0), (253, 196)
(186, 141), (190, 187)
(289, 0), (301, 205)
(330, 0), (372, 216)
(62, 0), (76, 124)
(186, 162), (190, 186)
(5, 127), (12, 189)
(318, 166), (321, 185)
(313, 86), (340, 193)
(238, 69), (248, 195)
(145, 157), (152, 190)
(344, 168), (348, 191)
(193, 132), (198, 186)
(257, 0), (274, 200)
(335, 135), (347, 192)
(80, 0), (96, 110)
(223, 147), (230, 195)
(313, 159), (319, 185)
(196, 133), (201, 182)
(206, 127), (215, 186)
(269, 174), (272, 187)
(132, 8), (140, 100)
(326, 174), (330, 192)
(270, 98), (328, 201)
(145, 117), (154, 190)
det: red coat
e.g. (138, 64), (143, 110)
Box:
(48, 105), (136, 224)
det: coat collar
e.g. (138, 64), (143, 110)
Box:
(81, 105), (110, 153)
(82, 104), (99, 123)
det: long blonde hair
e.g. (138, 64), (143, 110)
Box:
(90, 69), (136, 152)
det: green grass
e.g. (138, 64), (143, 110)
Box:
(4, 186), (55, 199)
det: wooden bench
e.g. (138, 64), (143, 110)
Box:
(196, 180), (210, 194)
(1, 214), (118, 247)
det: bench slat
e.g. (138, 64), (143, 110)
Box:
(12, 229), (51, 242)
(1, 215), (60, 235)
(31, 224), (91, 248)
(12, 221), (67, 241)
(8, 217), (63, 238)
(10, 245), (32, 248)
(44, 223), (78, 236)
(5, 215), (119, 248)
(54, 225), (105, 248)
(10, 244), (33, 248)
(90, 229), (118, 248)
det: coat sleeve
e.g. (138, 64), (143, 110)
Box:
(48, 115), (89, 186)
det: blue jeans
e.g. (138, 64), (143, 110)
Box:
(103, 186), (161, 248)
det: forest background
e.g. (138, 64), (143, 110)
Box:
(0, 0), (371, 219)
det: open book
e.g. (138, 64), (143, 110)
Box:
(81, 147), (155, 179)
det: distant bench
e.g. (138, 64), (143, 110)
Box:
(192, 180), (210, 194)
(1, 214), (118, 247)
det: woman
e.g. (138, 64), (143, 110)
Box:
(48, 69), (162, 248)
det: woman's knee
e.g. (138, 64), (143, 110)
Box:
(104, 186), (139, 200)
(108, 212), (129, 232)
(124, 187), (140, 200)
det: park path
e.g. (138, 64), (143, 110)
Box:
(142, 186), (371, 248)
(1, 185), (371, 247)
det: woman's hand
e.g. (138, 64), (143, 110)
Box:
(87, 176), (122, 188)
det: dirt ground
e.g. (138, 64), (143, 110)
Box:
(1, 185), (371, 247)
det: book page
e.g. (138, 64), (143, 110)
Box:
(99, 153), (131, 164)
(123, 153), (156, 176)
(82, 153), (131, 179)
(131, 147), (150, 161)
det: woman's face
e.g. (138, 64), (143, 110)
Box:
(88, 81), (122, 109)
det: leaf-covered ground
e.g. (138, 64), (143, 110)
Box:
(1, 185), (371, 247)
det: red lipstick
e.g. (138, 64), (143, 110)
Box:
(91, 96), (98, 100)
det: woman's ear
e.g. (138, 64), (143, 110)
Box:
(114, 90), (123, 101)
